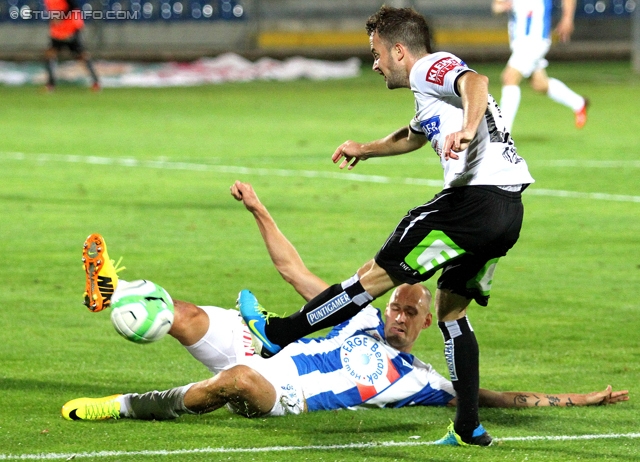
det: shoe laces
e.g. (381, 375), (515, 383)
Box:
(112, 256), (126, 274)
(85, 400), (120, 420)
(259, 306), (280, 324)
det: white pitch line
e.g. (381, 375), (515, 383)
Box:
(1, 433), (640, 460)
(535, 159), (640, 168)
(1, 152), (638, 203)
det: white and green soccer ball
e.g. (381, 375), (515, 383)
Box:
(110, 280), (174, 344)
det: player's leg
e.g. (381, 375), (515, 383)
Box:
(239, 192), (459, 356)
(240, 261), (395, 356)
(501, 39), (550, 133)
(79, 51), (100, 91)
(80, 234), (252, 371)
(183, 365), (277, 417)
(499, 64), (523, 133)
(69, 33), (100, 90)
(532, 68), (589, 128)
(44, 42), (59, 91)
(61, 361), (296, 421)
(169, 300), (210, 346)
(434, 255), (505, 447)
(178, 304), (255, 373)
(434, 187), (524, 446)
(61, 385), (198, 421)
(90, 366), (277, 420)
(434, 286), (488, 446)
(240, 189), (480, 357)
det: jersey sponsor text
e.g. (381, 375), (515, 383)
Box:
(307, 292), (352, 325)
(426, 57), (461, 86)
(420, 116), (441, 141)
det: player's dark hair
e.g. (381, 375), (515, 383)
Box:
(365, 5), (432, 54)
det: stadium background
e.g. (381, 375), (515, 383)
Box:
(0, 0), (638, 64)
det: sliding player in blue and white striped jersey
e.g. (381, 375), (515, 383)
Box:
(61, 182), (628, 423)
(62, 284), (626, 423)
(231, 284), (455, 416)
(274, 301), (454, 412)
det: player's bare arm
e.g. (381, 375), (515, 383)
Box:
(556, 0), (577, 43)
(474, 385), (629, 408)
(230, 181), (329, 301)
(442, 72), (490, 160)
(332, 126), (427, 170)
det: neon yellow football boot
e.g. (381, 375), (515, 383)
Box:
(82, 233), (125, 312)
(61, 394), (123, 421)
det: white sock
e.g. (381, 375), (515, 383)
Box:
(500, 85), (521, 133)
(547, 77), (585, 112)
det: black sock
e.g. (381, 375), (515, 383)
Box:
(438, 317), (480, 443)
(265, 275), (373, 347)
(45, 59), (56, 86)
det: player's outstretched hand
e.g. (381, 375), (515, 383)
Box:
(332, 140), (367, 170)
(230, 180), (262, 213)
(585, 385), (629, 406)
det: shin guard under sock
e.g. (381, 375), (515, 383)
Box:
(438, 316), (480, 442)
(265, 275), (373, 346)
(124, 383), (196, 420)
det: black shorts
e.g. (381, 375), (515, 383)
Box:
(51, 33), (84, 55)
(374, 185), (524, 306)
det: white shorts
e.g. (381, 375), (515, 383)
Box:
(507, 38), (551, 78)
(226, 354), (306, 417)
(184, 306), (254, 375)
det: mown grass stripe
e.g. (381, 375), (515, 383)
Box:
(2, 152), (638, 203)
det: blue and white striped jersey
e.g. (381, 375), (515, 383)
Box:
(280, 306), (455, 411)
(508, 0), (554, 42)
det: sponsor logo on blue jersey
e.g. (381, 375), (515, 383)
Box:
(341, 335), (389, 385)
(420, 116), (441, 141)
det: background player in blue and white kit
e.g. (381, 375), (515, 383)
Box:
(239, 5), (536, 447)
(492, 0), (589, 131)
(61, 182), (628, 422)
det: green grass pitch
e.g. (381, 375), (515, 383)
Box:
(0, 61), (639, 461)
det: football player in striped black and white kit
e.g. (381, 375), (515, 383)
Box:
(239, 5), (538, 446)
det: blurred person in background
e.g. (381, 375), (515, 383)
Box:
(493, 0), (588, 131)
(44, 0), (100, 91)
